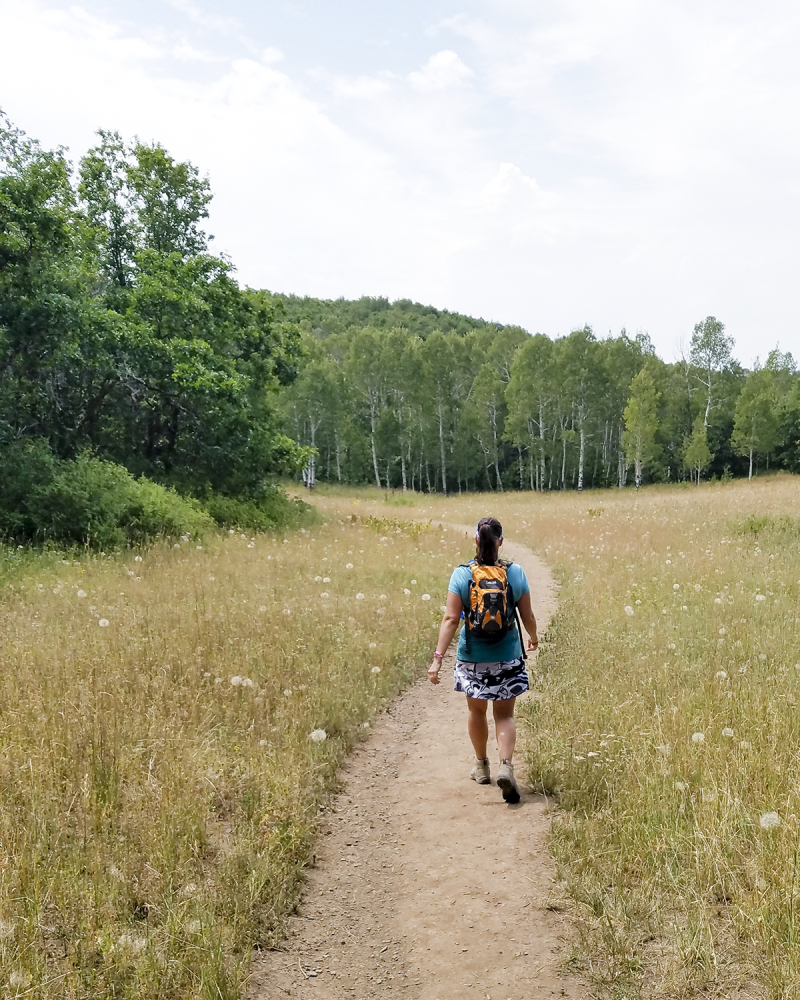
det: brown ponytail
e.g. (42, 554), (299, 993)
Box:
(476, 516), (503, 565)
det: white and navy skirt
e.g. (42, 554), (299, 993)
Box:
(453, 658), (529, 701)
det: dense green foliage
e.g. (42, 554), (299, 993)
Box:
(0, 115), (308, 544)
(280, 302), (800, 493)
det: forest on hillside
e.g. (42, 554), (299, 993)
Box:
(1, 115), (799, 547)
(278, 302), (799, 494)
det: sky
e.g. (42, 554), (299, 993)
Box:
(2, 0), (800, 365)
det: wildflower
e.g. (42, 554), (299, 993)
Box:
(371, 666), (381, 674)
(692, 732), (705, 744)
(314, 576), (322, 582)
(229, 529), (235, 535)
(283, 608), (292, 615)
(320, 592), (329, 598)
(174, 542), (181, 549)
(356, 592), (365, 600)
(674, 781), (686, 792)
(196, 545), (202, 550)
(310, 729), (327, 743)
(624, 605), (634, 616)
(230, 676), (243, 686)
(98, 619), (110, 628)
(421, 593), (431, 601)
(635, 599), (641, 605)
(259, 739), (268, 746)
(681, 605), (688, 611)
(673, 583), (680, 590)
(379, 594), (387, 600)
(760, 812), (781, 830)
(740, 740), (751, 749)
(715, 670), (728, 680)
(323, 577), (331, 583)
(134, 555), (143, 563)
(714, 598), (722, 605)
(722, 727), (734, 737)
(666, 559), (671, 565)
(77, 589), (87, 599)
(283, 689), (292, 696)
(369, 642), (377, 649)
(667, 643), (676, 649)
(756, 594), (766, 602)
(118, 932), (146, 955)
(346, 562), (354, 569)
(259, 605), (267, 612)
(694, 584), (701, 592)
(404, 588), (411, 595)
(411, 579), (417, 585)
(362, 721), (370, 729)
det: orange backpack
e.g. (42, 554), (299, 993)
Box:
(462, 558), (524, 656)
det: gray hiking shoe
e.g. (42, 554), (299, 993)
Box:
(496, 760), (520, 803)
(470, 758), (491, 784)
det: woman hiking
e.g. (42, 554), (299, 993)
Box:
(428, 516), (539, 803)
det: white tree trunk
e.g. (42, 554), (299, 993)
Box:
(438, 406), (448, 496)
(577, 426), (585, 492)
(749, 448), (753, 481)
(370, 403), (381, 489)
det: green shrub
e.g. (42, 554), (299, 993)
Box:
(202, 488), (316, 533)
(0, 439), (60, 538)
(1, 446), (215, 548)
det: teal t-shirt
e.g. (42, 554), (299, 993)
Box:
(448, 561), (530, 662)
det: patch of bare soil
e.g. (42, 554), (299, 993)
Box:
(248, 530), (588, 1000)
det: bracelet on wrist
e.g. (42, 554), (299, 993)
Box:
(433, 651), (444, 661)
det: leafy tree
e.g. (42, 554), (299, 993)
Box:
(690, 316), (735, 429)
(684, 415), (712, 484)
(732, 367), (779, 479)
(623, 366), (660, 488)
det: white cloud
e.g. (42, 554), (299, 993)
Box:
(167, 0), (240, 34)
(408, 50), (474, 92)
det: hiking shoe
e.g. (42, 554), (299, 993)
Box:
(470, 758), (491, 784)
(497, 760), (520, 803)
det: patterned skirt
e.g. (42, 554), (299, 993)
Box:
(453, 658), (529, 701)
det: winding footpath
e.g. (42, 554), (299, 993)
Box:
(248, 527), (587, 1000)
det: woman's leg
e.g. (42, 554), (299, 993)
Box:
(466, 697), (489, 759)
(492, 698), (516, 761)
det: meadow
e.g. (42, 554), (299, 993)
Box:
(0, 516), (461, 998)
(4, 476), (800, 999)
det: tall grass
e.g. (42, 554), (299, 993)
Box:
(337, 476), (800, 998)
(0, 517), (459, 998)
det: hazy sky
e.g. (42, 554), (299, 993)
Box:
(2, 0), (799, 364)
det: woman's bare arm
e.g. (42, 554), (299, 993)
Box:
(428, 590), (464, 685)
(516, 592), (539, 651)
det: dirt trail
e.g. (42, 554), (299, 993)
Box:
(249, 527), (586, 1000)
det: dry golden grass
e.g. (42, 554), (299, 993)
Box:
(0, 516), (462, 998)
(327, 476), (800, 999)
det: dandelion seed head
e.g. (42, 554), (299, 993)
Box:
(346, 563), (354, 569)
(320, 592), (329, 598)
(186, 919), (201, 935)
(673, 583), (680, 590)
(421, 593), (431, 601)
(759, 653), (767, 661)
(356, 592), (365, 600)
(77, 589), (87, 598)
(722, 727), (734, 737)
(756, 594), (766, 602)
(314, 576), (322, 582)
(692, 732), (705, 744)
(404, 588), (411, 595)
(379, 594), (387, 600)
(674, 781), (686, 792)
(715, 598), (722, 605)
(371, 666), (381, 674)
(694, 584), (702, 592)
(310, 728), (327, 743)
(411, 579), (417, 585)
(740, 740), (751, 749)
(715, 670), (728, 680)
(0, 919), (15, 938)
(323, 577), (331, 583)
(134, 555), (143, 562)
(283, 689), (292, 696)
(624, 605), (634, 616)
(369, 642), (377, 649)
(8, 972), (28, 987)
(667, 642), (676, 650)
(98, 618), (109, 627)
(760, 812), (781, 830)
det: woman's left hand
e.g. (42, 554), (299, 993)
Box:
(427, 661), (441, 685)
